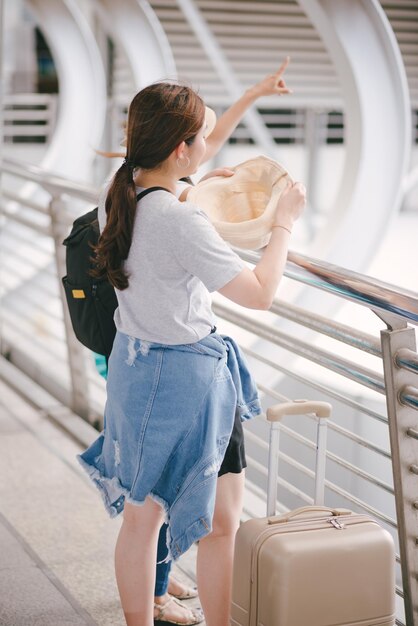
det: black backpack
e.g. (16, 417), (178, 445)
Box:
(62, 186), (167, 358)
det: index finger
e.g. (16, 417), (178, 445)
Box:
(275, 56), (290, 77)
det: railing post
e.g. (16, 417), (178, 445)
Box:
(378, 312), (418, 626)
(49, 193), (91, 421)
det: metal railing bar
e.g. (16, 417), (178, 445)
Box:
(0, 207), (51, 235)
(246, 440), (314, 489)
(242, 479), (279, 515)
(255, 382), (287, 402)
(396, 348), (418, 374)
(256, 388), (391, 461)
(400, 386), (418, 410)
(256, 378), (391, 460)
(2, 158), (99, 203)
(325, 449), (394, 494)
(246, 456), (312, 504)
(2, 316), (68, 359)
(269, 299), (381, 357)
(0, 275), (58, 302)
(407, 427), (418, 440)
(246, 449), (397, 529)
(1, 329), (65, 362)
(0, 254), (58, 287)
(254, 386), (390, 466)
(214, 303), (385, 395)
(245, 423), (393, 493)
(243, 428), (269, 451)
(275, 475), (313, 504)
(326, 420), (391, 459)
(246, 434), (398, 527)
(275, 423), (392, 491)
(1, 335), (66, 366)
(286, 251), (418, 326)
(0, 238), (53, 263)
(255, 382), (391, 457)
(0, 243), (56, 273)
(2, 190), (51, 214)
(323, 480), (397, 528)
(0, 221), (53, 250)
(0, 285), (59, 309)
(0, 292), (63, 323)
(244, 347), (388, 424)
(237, 248), (418, 326)
(3, 316), (93, 382)
(2, 204), (73, 240)
(247, 431), (321, 485)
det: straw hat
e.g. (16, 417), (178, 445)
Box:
(187, 155), (293, 250)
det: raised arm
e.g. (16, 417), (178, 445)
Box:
(203, 56), (292, 162)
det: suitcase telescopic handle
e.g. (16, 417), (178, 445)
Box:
(266, 400), (332, 422)
(266, 400), (332, 516)
(268, 505), (350, 525)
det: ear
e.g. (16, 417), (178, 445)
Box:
(174, 141), (187, 159)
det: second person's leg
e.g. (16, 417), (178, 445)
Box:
(154, 524), (203, 624)
(196, 470), (245, 626)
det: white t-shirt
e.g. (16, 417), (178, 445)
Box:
(98, 186), (245, 344)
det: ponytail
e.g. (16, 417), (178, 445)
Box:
(92, 161), (137, 290)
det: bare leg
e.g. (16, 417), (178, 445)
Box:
(196, 471), (245, 626)
(115, 497), (164, 626)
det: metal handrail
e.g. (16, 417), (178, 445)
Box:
(269, 299), (381, 356)
(3, 156), (418, 326)
(214, 302), (385, 394)
(246, 349), (388, 424)
(239, 249), (418, 326)
(2, 157), (98, 202)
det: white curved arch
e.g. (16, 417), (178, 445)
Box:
(96, 0), (176, 89)
(26, 0), (107, 179)
(298, 0), (411, 272)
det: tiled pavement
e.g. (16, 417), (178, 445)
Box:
(0, 368), (201, 626)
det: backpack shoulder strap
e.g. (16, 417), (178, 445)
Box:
(136, 186), (170, 202)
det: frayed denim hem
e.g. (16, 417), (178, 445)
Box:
(169, 516), (213, 561)
(77, 454), (133, 518)
(77, 454), (216, 562)
(77, 455), (179, 559)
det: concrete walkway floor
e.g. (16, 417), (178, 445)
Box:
(0, 367), (200, 626)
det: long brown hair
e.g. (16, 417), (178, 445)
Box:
(93, 82), (205, 290)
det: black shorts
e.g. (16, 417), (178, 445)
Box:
(218, 408), (247, 477)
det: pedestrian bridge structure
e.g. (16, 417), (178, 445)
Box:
(1, 1), (418, 625)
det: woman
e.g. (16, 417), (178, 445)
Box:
(79, 79), (305, 626)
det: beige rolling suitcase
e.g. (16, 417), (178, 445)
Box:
(231, 400), (396, 626)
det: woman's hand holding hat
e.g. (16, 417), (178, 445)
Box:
(273, 181), (306, 233)
(199, 167), (234, 183)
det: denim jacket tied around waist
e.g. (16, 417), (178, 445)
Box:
(78, 330), (261, 560)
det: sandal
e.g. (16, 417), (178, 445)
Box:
(168, 578), (199, 600)
(154, 596), (204, 625)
